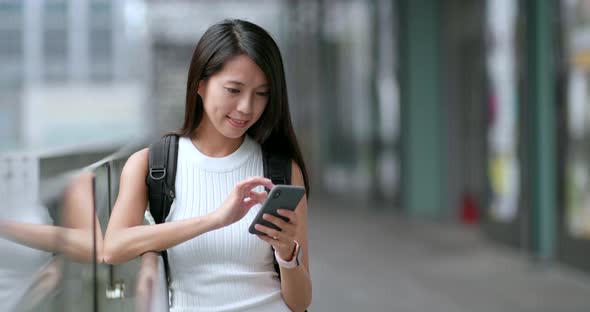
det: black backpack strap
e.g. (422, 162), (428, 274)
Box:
(146, 134), (179, 223)
(262, 148), (292, 280)
(145, 134), (179, 286)
(262, 149), (291, 189)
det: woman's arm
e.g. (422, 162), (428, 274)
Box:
(254, 161), (312, 311)
(0, 171), (102, 263)
(278, 161), (312, 311)
(103, 148), (273, 265)
(0, 220), (100, 263)
(102, 148), (221, 264)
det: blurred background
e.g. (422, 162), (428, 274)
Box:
(1, 0), (590, 311)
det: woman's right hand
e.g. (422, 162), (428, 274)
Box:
(211, 177), (275, 228)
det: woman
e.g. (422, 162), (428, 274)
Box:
(104, 19), (312, 312)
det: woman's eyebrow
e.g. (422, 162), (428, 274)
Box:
(226, 80), (245, 86)
(225, 80), (269, 88)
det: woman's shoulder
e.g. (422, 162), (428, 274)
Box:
(290, 160), (304, 186)
(128, 148), (149, 165)
(121, 148), (149, 178)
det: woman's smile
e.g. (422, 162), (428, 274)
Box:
(226, 115), (250, 128)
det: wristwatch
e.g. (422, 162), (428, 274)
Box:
(274, 240), (301, 269)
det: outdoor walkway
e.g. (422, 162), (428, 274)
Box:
(308, 198), (590, 312)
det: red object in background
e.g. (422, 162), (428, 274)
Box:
(460, 192), (479, 224)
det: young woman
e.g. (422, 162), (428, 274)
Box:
(103, 19), (312, 312)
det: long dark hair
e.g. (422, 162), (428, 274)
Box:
(174, 19), (309, 194)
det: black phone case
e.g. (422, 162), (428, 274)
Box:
(248, 185), (305, 235)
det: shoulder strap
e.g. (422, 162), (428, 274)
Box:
(262, 148), (292, 280)
(145, 134), (179, 288)
(146, 134), (179, 224)
(262, 148), (291, 189)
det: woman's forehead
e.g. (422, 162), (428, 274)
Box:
(214, 54), (268, 86)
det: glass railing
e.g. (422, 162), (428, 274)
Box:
(0, 138), (168, 312)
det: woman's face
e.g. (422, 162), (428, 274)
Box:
(197, 54), (270, 139)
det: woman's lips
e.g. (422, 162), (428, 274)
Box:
(227, 116), (249, 129)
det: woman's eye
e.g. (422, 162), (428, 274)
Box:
(257, 91), (270, 97)
(225, 88), (240, 94)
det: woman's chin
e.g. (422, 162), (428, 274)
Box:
(221, 127), (248, 139)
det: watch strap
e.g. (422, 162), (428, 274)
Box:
(274, 240), (300, 269)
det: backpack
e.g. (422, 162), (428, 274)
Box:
(145, 134), (291, 285)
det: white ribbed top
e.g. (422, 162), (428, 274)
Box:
(166, 135), (290, 312)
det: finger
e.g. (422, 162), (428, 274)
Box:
(256, 234), (289, 250)
(254, 224), (284, 240)
(247, 191), (267, 203)
(256, 234), (278, 246)
(262, 213), (292, 233)
(243, 197), (261, 210)
(240, 177), (275, 191)
(276, 209), (297, 225)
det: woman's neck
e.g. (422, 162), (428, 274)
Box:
(191, 123), (245, 158)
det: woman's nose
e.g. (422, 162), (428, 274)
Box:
(236, 94), (254, 114)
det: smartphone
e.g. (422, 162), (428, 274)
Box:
(248, 185), (306, 235)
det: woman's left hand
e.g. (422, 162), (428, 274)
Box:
(255, 209), (299, 261)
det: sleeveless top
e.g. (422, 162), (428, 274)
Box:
(165, 135), (290, 312)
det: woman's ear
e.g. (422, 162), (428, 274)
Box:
(197, 80), (206, 98)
